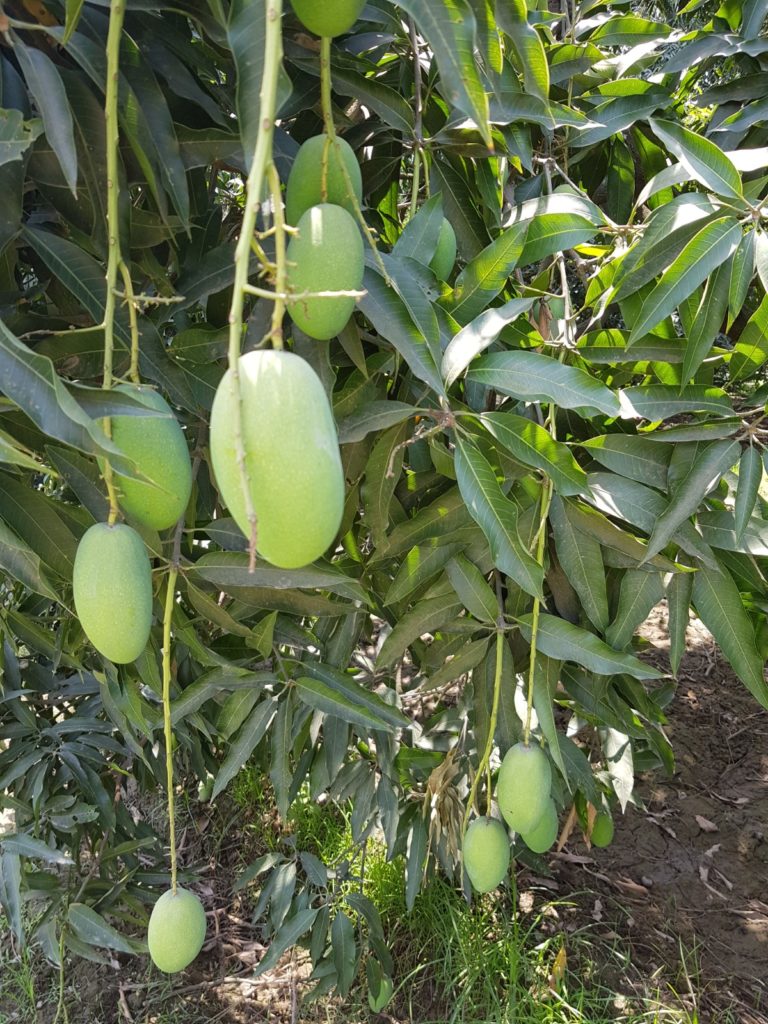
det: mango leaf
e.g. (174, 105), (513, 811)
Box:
(442, 298), (533, 387)
(0, 521), (60, 601)
(384, 540), (464, 606)
(650, 118), (743, 201)
(692, 561), (768, 708)
(193, 552), (367, 604)
(14, 44), (77, 195)
(605, 570), (664, 650)
(682, 257), (732, 383)
(734, 446), (762, 541)
(495, 0), (549, 102)
(332, 911), (357, 996)
(645, 440), (739, 561)
(628, 218), (742, 343)
(397, 0), (491, 147)
(0, 834), (73, 865)
(394, 194), (445, 265)
(68, 904), (135, 954)
(63, 0), (86, 43)
(448, 228), (529, 325)
(483, 412), (588, 496)
(454, 436), (544, 599)
(253, 909), (318, 978)
(668, 572), (693, 676)
(467, 350), (620, 417)
(445, 554), (498, 622)
(532, 655), (568, 785)
(729, 227), (755, 328)
(619, 385), (734, 420)
(519, 614), (661, 680)
(581, 434), (670, 490)
(337, 401), (417, 444)
(377, 593), (464, 668)
(294, 678), (408, 735)
(730, 294), (768, 382)
(549, 495), (609, 631)
(211, 699), (277, 800)
(0, 108), (40, 167)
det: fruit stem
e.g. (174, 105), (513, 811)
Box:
(461, 595), (505, 843)
(162, 568), (179, 894)
(226, 0), (285, 571)
(523, 476), (554, 745)
(267, 162), (286, 350)
(120, 259), (142, 383)
(408, 17), (424, 220)
(101, 0), (127, 528)
(319, 35), (390, 285)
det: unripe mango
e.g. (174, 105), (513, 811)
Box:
(73, 523), (152, 664)
(522, 798), (558, 854)
(591, 812), (614, 848)
(463, 816), (510, 893)
(291, 0), (365, 37)
(109, 385), (192, 531)
(209, 350), (344, 568)
(286, 203), (364, 340)
(430, 218), (457, 280)
(497, 742), (552, 835)
(147, 888), (206, 974)
(286, 135), (362, 226)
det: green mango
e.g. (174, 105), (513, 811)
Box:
(72, 523), (152, 664)
(463, 816), (510, 893)
(147, 888), (207, 974)
(209, 349), (344, 568)
(290, 0), (365, 37)
(497, 742), (552, 835)
(286, 134), (362, 226)
(108, 385), (192, 531)
(429, 218), (457, 280)
(521, 798), (558, 853)
(591, 811), (615, 848)
(286, 203), (364, 340)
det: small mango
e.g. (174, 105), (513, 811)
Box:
(463, 816), (510, 893)
(147, 888), (207, 974)
(290, 0), (365, 37)
(521, 798), (558, 854)
(497, 742), (552, 835)
(286, 134), (362, 226)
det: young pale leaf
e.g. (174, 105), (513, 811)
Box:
(692, 561), (768, 708)
(467, 351), (620, 417)
(605, 570), (665, 650)
(519, 613), (662, 680)
(397, 0), (491, 147)
(445, 554), (499, 622)
(628, 218), (742, 343)
(668, 571), (693, 676)
(549, 496), (609, 631)
(649, 118), (743, 200)
(645, 440), (740, 561)
(454, 436), (544, 599)
(482, 412), (588, 496)
(734, 446), (762, 542)
(442, 299), (534, 387)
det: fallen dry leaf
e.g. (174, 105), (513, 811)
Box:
(695, 814), (718, 833)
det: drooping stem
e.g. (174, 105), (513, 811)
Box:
(523, 477), (554, 745)
(226, 0), (285, 571)
(101, 0), (127, 527)
(162, 567), (179, 893)
(319, 35), (390, 283)
(462, 600), (505, 840)
(267, 162), (286, 349)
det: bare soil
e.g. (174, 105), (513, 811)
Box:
(556, 605), (768, 1023)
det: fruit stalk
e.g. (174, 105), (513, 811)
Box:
(162, 567), (179, 893)
(522, 476), (554, 744)
(408, 17), (423, 219)
(267, 161), (286, 349)
(319, 35), (389, 283)
(101, 0), (127, 526)
(226, 0), (285, 570)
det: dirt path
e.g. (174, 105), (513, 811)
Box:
(556, 606), (768, 1022)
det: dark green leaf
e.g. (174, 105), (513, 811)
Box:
(519, 614), (662, 680)
(484, 412), (588, 496)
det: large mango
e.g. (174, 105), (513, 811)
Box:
(209, 350), (344, 568)
(285, 134), (362, 226)
(290, 0), (365, 37)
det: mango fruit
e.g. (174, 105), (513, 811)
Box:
(429, 218), (457, 280)
(497, 742), (552, 835)
(286, 203), (364, 340)
(290, 0), (365, 37)
(368, 975), (394, 1012)
(591, 811), (615, 848)
(147, 888), (206, 974)
(108, 385), (192, 531)
(286, 134), (362, 226)
(73, 523), (152, 664)
(463, 816), (510, 893)
(209, 350), (344, 568)
(521, 798), (558, 854)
